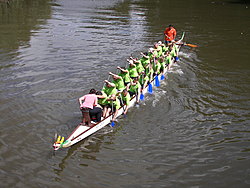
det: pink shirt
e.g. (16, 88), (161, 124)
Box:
(79, 94), (97, 109)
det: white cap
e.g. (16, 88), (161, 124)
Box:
(129, 60), (133, 64)
(158, 41), (162, 44)
(149, 48), (154, 52)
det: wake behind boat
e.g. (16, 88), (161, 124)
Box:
(53, 32), (186, 151)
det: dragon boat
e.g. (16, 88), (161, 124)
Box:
(53, 32), (185, 151)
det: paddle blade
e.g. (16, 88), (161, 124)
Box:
(155, 75), (160, 87)
(148, 83), (153, 94)
(160, 74), (165, 80)
(186, 43), (198, 48)
(140, 93), (144, 100)
(110, 121), (115, 127)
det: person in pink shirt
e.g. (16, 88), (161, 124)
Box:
(79, 88), (97, 126)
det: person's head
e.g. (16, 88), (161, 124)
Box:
(89, 88), (96, 94)
(133, 77), (139, 82)
(96, 91), (102, 95)
(154, 43), (159, 48)
(168, 24), (173, 29)
(122, 89), (128, 95)
(149, 48), (154, 53)
(111, 94), (116, 100)
(128, 60), (134, 66)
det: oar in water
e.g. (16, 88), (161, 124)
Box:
(148, 82), (153, 94)
(185, 43), (198, 48)
(155, 75), (160, 87)
(176, 42), (198, 48)
(119, 93), (127, 118)
(110, 101), (115, 127)
(160, 73), (165, 80)
(139, 74), (145, 100)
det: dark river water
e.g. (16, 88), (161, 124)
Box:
(0, 0), (250, 187)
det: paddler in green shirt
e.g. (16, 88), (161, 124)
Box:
(139, 52), (150, 68)
(153, 57), (161, 75)
(128, 77), (141, 103)
(109, 72), (125, 92)
(117, 66), (131, 88)
(139, 71), (149, 90)
(101, 80), (117, 118)
(102, 80), (117, 97)
(130, 57), (145, 75)
(96, 90), (108, 118)
(145, 62), (154, 82)
(154, 42), (163, 58)
(148, 48), (157, 60)
(164, 51), (173, 70)
(159, 56), (166, 75)
(120, 89), (130, 115)
(127, 60), (139, 79)
(106, 94), (120, 122)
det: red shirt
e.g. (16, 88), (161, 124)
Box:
(164, 27), (176, 41)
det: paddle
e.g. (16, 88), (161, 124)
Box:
(155, 75), (160, 87)
(135, 89), (140, 108)
(160, 74), (165, 80)
(119, 93), (127, 118)
(139, 74), (145, 100)
(185, 43), (198, 48)
(110, 101), (115, 127)
(148, 82), (153, 94)
(175, 42), (198, 48)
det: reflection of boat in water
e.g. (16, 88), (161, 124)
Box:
(53, 32), (185, 151)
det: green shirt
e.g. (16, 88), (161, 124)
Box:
(145, 66), (153, 77)
(119, 71), (131, 83)
(113, 77), (125, 91)
(121, 93), (130, 106)
(128, 66), (139, 78)
(102, 85), (117, 97)
(166, 55), (172, 65)
(110, 98), (120, 110)
(136, 61), (145, 74)
(139, 74), (149, 86)
(157, 46), (163, 58)
(153, 62), (161, 74)
(98, 92), (108, 105)
(129, 82), (141, 93)
(140, 57), (150, 68)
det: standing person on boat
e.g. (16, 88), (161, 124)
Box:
(79, 88), (98, 126)
(164, 24), (177, 45)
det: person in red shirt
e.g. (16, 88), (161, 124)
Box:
(164, 24), (177, 44)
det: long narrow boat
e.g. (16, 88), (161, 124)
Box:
(53, 32), (185, 151)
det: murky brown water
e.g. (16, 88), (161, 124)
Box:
(0, 0), (250, 187)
